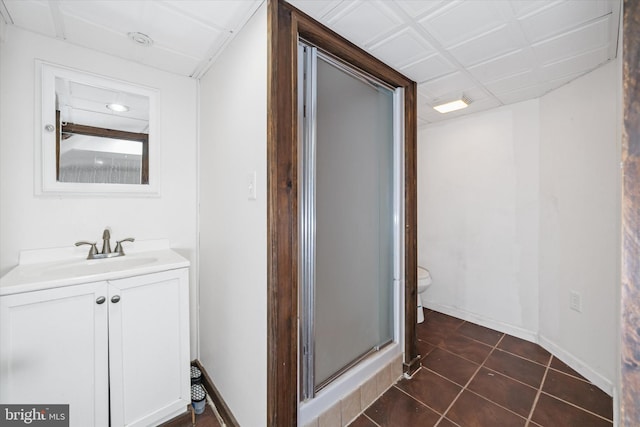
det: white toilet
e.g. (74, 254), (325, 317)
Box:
(417, 266), (432, 323)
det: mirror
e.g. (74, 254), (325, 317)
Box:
(39, 62), (159, 195)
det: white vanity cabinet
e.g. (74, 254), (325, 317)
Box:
(0, 281), (110, 426)
(0, 253), (191, 427)
(108, 268), (191, 427)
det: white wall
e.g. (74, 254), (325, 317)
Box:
(0, 27), (199, 356)
(198, 4), (267, 426)
(418, 100), (540, 338)
(539, 60), (619, 393)
(418, 60), (620, 394)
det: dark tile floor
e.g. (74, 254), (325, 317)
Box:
(349, 310), (614, 427)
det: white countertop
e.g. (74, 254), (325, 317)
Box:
(0, 239), (190, 296)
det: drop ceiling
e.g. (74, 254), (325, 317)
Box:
(0, 0), (621, 126)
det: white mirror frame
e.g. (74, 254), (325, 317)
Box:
(37, 61), (160, 196)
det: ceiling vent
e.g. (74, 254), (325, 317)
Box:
(127, 32), (153, 47)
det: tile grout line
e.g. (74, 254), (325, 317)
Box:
(363, 412), (381, 427)
(536, 391), (615, 423)
(418, 313), (613, 427)
(525, 353), (553, 426)
(434, 324), (507, 426)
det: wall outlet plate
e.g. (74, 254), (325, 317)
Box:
(570, 290), (582, 312)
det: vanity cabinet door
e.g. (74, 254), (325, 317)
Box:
(107, 268), (190, 427)
(0, 282), (110, 427)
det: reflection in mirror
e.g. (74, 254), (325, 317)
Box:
(39, 61), (159, 196)
(56, 77), (149, 184)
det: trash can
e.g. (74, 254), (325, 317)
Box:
(191, 384), (206, 415)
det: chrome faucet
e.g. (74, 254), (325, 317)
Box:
(101, 228), (112, 254)
(75, 228), (135, 260)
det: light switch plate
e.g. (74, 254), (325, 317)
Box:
(248, 171), (257, 200)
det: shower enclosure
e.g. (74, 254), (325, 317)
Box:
(298, 42), (404, 400)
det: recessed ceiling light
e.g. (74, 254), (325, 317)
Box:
(433, 95), (471, 114)
(127, 32), (154, 47)
(106, 103), (129, 113)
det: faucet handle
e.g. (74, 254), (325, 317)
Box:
(75, 241), (98, 259)
(115, 238), (135, 255)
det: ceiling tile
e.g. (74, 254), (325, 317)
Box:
(532, 17), (611, 65)
(509, 0), (557, 18)
(540, 46), (609, 82)
(161, 0), (260, 31)
(3, 0), (621, 117)
(327, 0), (403, 47)
(418, 71), (478, 99)
(59, 0), (226, 59)
(518, 0), (612, 43)
(394, 0), (448, 19)
(448, 23), (525, 66)
(288, 0), (343, 20)
(418, 0), (510, 48)
(4, 0), (56, 37)
(368, 28), (436, 68)
(485, 70), (539, 94)
(494, 85), (543, 104)
(62, 13), (200, 76)
(467, 49), (533, 83)
(400, 53), (456, 83)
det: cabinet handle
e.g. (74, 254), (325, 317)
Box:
(111, 295), (121, 303)
(96, 296), (106, 305)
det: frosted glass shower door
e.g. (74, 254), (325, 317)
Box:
(300, 47), (396, 395)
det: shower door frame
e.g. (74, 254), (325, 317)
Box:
(298, 44), (401, 399)
(266, 1), (419, 425)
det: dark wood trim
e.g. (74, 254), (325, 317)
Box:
(193, 360), (240, 427)
(267, 1), (298, 426)
(61, 122), (148, 143)
(267, 0), (418, 424)
(403, 80), (419, 376)
(621, 1), (640, 424)
(60, 122), (149, 184)
(55, 110), (61, 181)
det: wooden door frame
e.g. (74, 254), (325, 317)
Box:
(266, 0), (419, 425)
(621, 0), (640, 424)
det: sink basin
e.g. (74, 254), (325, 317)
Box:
(0, 241), (190, 296)
(23, 256), (159, 279)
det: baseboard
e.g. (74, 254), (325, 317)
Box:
(538, 335), (614, 396)
(193, 359), (240, 427)
(423, 302), (538, 342)
(423, 303), (615, 397)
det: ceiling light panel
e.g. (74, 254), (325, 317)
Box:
(434, 98), (469, 113)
